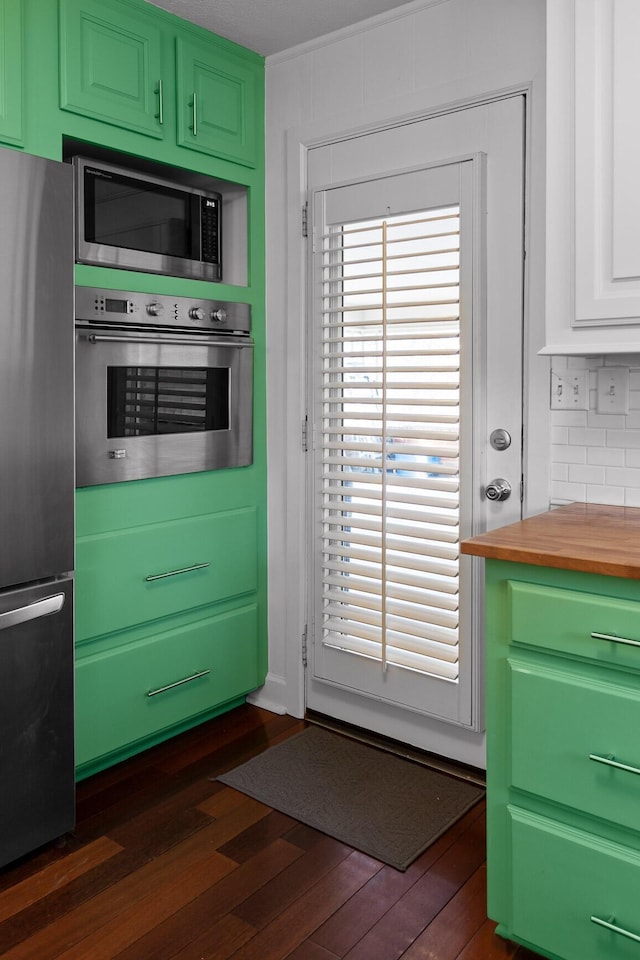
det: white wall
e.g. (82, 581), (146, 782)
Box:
(252, 0), (547, 718)
(550, 354), (640, 506)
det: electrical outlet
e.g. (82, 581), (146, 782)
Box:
(550, 370), (589, 410)
(596, 366), (629, 414)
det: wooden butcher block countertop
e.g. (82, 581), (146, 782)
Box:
(461, 502), (640, 579)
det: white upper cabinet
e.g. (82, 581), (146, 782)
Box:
(544, 0), (640, 354)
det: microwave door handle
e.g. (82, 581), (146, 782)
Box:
(82, 334), (253, 348)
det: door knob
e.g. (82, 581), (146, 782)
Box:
(485, 478), (511, 502)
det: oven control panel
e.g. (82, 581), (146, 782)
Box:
(75, 287), (251, 335)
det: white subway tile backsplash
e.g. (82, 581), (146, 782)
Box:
(568, 355), (598, 368)
(551, 444), (587, 464)
(568, 428), (606, 446)
(606, 429), (640, 448)
(550, 354), (640, 506)
(550, 410), (588, 427)
(551, 480), (587, 501)
(588, 446), (625, 466)
(619, 412), (640, 430)
(587, 412), (627, 429)
(606, 466), (640, 487)
(586, 485), (625, 505)
(550, 462), (568, 481)
(568, 464), (606, 485)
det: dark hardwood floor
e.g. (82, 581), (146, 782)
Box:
(0, 705), (544, 959)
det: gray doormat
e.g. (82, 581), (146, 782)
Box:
(217, 725), (484, 871)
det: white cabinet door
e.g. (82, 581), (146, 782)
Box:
(545, 0), (640, 354)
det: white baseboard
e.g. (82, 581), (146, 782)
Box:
(246, 673), (288, 715)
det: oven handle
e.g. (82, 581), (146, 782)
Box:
(82, 334), (253, 348)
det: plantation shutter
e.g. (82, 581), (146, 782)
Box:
(320, 204), (461, 681)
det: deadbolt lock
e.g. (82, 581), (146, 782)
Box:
(490, 428), (512, 451)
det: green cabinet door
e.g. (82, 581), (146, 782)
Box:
(176, 34), (259, 167)
(0, 0), (23, 146)
(510, 807), (640, 960)
(59, 0), (164, 138)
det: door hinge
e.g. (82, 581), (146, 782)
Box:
(301, 415), (309, 453)
(302, 624), (308, 667)
(520, 478), (525, 503)
(302, 201), (309, 238)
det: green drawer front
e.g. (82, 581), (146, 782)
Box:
(508, 581), (640, 671)
(509, 660), (640, 833)
(76, 507), (257, 640)
(75, 603), (258, 767)
(510, 807), (640, 960)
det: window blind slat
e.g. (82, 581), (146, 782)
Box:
(320, 207), (462, 679)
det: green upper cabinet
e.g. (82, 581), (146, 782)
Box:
(58, 0), (262, 168)
(0, 0), (24, 146)
(59, 0), (164, 139)
(176, 33), (258, 168)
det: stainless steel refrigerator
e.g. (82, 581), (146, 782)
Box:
(0, 147), (75, 867)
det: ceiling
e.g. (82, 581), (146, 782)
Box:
(146, 0), (415, 57)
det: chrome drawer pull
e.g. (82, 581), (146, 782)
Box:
(156, 79), (164, 124)
(591, 631), (640, 648)
(589, 753), (640, 776)
(591, 915), (640, 944)
(145, 562), (210, 582)
(146, 669), (210, 698)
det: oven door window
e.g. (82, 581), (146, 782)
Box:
(107, 366), (229, 437)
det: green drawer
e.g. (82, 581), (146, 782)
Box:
(509, 659), (640, 833)
(510, 806), (640, 960)
(75, 603), (258, 768)
(508, 581), (640, 672)
(76, 507), (257, 641)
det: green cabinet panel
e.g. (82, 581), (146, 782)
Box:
(509, 580), (640, 671)
(510, 807), (640, 960)
(176, 34), (258, 167)
(509, 659), (640, 835)
(75, 603), (258, 771)
(0, 0), (23, 145)
(76, 507), (257, 641)
(59, 0), (164, 138)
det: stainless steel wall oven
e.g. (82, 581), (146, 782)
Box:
(75, 287), (253, 486)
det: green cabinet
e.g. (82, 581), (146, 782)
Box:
(75, 500), (262, 779)
(59, 0), (261, 166)
(0, 0), (23, 146)
(75, 508), (258, 641)
(176, 34), (258, 167)
(59, 0), (164, 139)
(485, 562), (640, 960)
(75, 603), (259, 771)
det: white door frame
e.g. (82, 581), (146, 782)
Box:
(254, 83), (548, 745)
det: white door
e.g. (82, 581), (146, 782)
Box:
(305, 96), (525, 765)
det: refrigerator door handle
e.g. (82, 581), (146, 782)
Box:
(0, 593), (65, 631)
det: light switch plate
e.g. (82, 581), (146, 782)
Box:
(550, 370), (589, 410)
(596, 366), (629, 415)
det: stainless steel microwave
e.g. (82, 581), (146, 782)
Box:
(73, 157), (222, 282)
